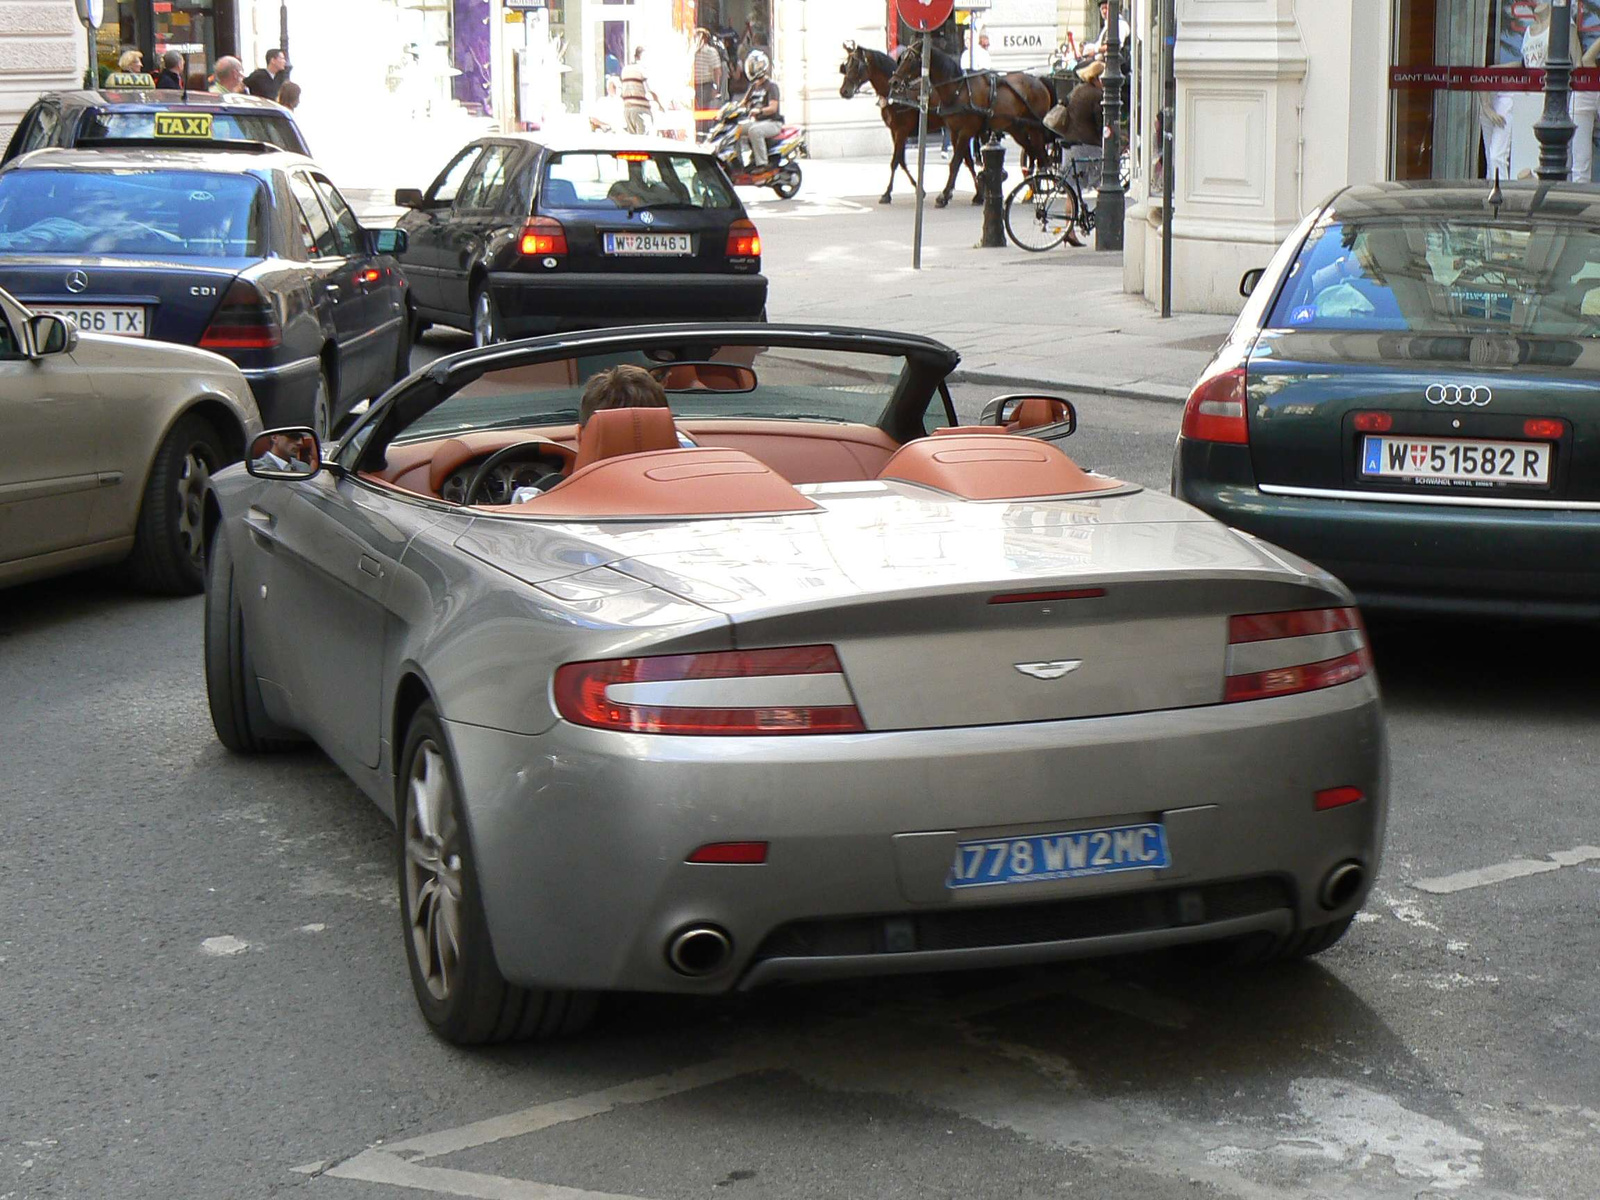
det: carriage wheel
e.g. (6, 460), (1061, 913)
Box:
(1004, 174), (1077, 252)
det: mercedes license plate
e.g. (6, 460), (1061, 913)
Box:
(32, 305), (146, 337)
(1360, 435), (1551, 487)
(603, 232), (693, 256)
(947, 823), (1169, 890)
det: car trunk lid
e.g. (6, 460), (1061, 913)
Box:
(0, 254), (251, 344)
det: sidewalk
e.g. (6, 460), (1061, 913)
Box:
(747, 156), (1235, 403)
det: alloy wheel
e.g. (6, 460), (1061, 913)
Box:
(473, 290), (497, 348)
(311, 373), (331, 442)
(175, 449), (212, 571)
(403, 740), (464, 1003)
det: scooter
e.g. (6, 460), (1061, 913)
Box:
(702, 103), (805, 199)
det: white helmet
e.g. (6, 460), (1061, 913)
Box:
(744, 50), (770, 80)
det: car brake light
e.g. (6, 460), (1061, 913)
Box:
(726, 218), (761, 258)
(687, 841), (769, 864)
(1224, 607), (1373, 703)
(199, 278), (282, 349)
(1523, 417), (1564, 439)
(1180, 365), (1249, 444)
(553, 645), (865, 735)
(519, 217), (568, 256)
(1314, 786), (1365, 811)
(614, 152), (652, 162)
(1353, 412), (1393, 433)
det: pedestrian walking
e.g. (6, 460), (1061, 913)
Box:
(210, 56), (246, 94)
(244, 48), (289, 102)
(154, 50), (185, 90)
(620, 47), (660, 135)
(693, 29), (724, 138)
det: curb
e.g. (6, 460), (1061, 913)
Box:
(950, 368), (1190, 406)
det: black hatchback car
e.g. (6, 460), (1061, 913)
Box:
(1173, 181), (1600, 619)
(2, 90), (311, 165)
(393, 133), (767, 345)
(0, 146), (408, 435)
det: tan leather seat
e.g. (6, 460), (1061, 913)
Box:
(572, 407), (679, 472)
(1008, 398), (1067, 431)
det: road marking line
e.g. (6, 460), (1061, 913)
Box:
(324, 1149), (650, 1200)
(379, 1056), (775, 1160)
(1412, 846), (1600, 895)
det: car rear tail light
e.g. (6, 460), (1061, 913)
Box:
(726, 218), (761, 259)
(686, 841), (769, 864)
(553, 645), (865, 735)
(1523, 417), (1565, 439)
(1314, 786), (1365, 811)
(1353, 412), (1393, 433)
(199, 278), (282, 349)
(519, 217), (568, 256)
(1224, 606), (1373, 703)
(1180, 365), (1249, 444)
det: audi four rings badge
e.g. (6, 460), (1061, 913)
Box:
(1426, 384), (1492, 406)
(65, 270), (89, 294)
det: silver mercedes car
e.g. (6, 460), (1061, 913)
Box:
(203, 324), (1387, 1045)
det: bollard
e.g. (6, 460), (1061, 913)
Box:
(978, 138), (1007, 248)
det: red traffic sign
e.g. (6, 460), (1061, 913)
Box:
(897, 0), (954, 32)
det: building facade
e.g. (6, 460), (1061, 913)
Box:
(2, 1), (87, 149)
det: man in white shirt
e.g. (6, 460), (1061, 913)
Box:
(1094, 1), (1131, 60)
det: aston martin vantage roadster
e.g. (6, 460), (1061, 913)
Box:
(203, 323), (1387, 1045)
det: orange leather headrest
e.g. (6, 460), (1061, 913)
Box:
(574, 406), (678, 472)
(1009, 398), (1064, 430)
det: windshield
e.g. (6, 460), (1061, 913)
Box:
(79, 110), (306, 152)
(395, 345), (909, 444)
(0, 168), (266, 257)
(543, 151), (735, 211)
(1268, 217), (1600, 337)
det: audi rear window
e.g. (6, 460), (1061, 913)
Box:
(78, 110), (307, 153)
(0, 169), (266, 256)
(1268, 217), (1600, 337)
(542, 151), (736, 211)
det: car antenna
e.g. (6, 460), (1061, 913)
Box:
(1485, 169), (1504, 216)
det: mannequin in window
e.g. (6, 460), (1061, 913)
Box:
(1521, 1), (1600, 181)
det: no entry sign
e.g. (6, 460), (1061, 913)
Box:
(898, 0), (954, 32)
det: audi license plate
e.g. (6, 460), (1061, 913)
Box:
(1360, 435), (1551, 488)
(603, 232), (693, 256)
(32, 305), (146, 337)
(947, 823), (1169, 890)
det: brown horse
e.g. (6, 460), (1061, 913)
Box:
(839, 43), (980, 205)
(892, 43), (1056, 208)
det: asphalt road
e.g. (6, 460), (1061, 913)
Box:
(4, 376), (1596, 1200)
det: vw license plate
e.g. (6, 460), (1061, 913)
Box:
(603, 232), (693, 256)
(32, 305), (146, 337)
(948, 823), (1169, 890)
(1361, 435), (1550, 487)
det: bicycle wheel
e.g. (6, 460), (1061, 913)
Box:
(1004, 174), (1078, 252)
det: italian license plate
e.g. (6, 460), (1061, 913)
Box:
(947, 823), (1170, 890)
(1361, 435), (1550, 487)
(32, 305), (147, 337)
(603, 232), (693, 256)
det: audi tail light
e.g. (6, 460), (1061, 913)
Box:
(1224, 607), (1373, 703)
(726, 218), (761, 259)
(553, 645), (865, 735)
(519, 217), (568, 256)
(199, 278), (282, 350)
(1181, 364), (1249, 444)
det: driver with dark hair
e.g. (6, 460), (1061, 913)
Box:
(578, 363), (673, 426)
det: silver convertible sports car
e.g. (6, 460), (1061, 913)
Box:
(203, 324), (1387, 1045)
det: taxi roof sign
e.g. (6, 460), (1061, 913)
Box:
(154, 112), (214, 139)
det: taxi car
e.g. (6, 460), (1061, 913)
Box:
(1, 90), (310, 164)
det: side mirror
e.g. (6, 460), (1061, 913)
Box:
(978, 394), (1078, 436)
(27, 313), (77, 357)
(394, 187), (425, 208)
(367, 227), (408, 255)
(246, 427), (323, 480)
(1240, 267), (1266, 298)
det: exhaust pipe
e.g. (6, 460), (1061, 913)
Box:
(1319, 861), (1366, 911)
(667, 925), (733, 977)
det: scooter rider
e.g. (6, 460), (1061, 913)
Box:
(736, 50), (783, 178)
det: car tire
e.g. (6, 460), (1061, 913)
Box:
(125, 412), (225, 595)
(471, 284), (501, 348)
(203, 530), (304, 753)
(397, 703), (596, 1045)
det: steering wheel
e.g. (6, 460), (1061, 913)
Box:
(463, 441), (565, 506)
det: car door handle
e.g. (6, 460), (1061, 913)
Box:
(358, 553), (384, 579)
(244, 507), (278, 549)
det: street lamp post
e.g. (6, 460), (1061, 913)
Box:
(1097, 0), (1126, 250)
(1536, 0), (1576, 181)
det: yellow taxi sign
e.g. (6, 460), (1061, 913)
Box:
(154, 112), (214, 139)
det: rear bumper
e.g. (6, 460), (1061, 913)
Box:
(238, 355), (321, 430)
(486, 270), (768, 335)
(1175, 439), (1600, 617)
(444, 679), (1386, 994)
